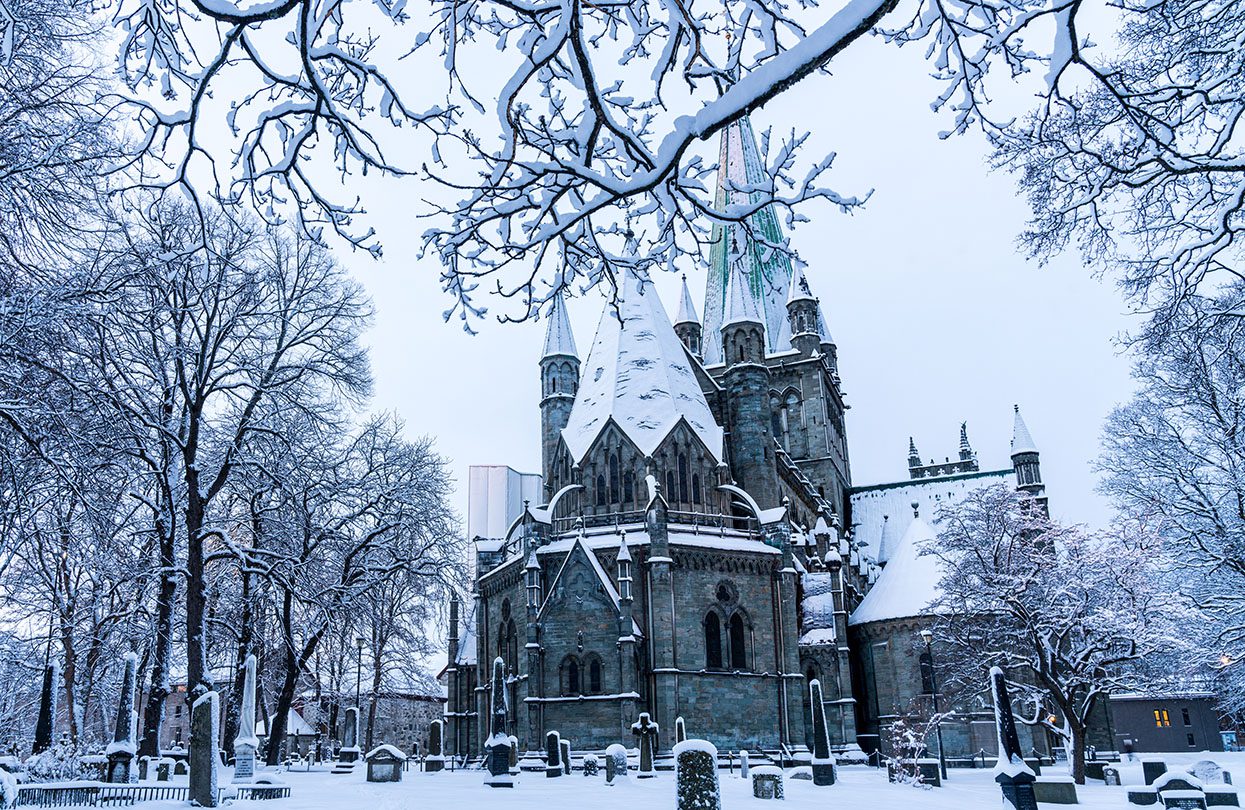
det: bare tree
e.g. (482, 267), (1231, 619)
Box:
(1100, 286), (1245, 714)
(926, 485), (1195, 784)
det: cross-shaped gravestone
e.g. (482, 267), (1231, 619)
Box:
(631, 713), (659, 779)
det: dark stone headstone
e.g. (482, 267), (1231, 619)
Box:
(1033, 778), (1079, 804)
(365, 746), (405, 783)
(339, 708), (360, 763)
(560, 739), (571, 776)
(545, 731), (562, 778)
(1105, 767), (1122, 786)
(808, 679), (835, 786)
(605, 744), (628, 785)
(740, 750), (750, 780)
(631, 713), (658, 779)
(674, 741), (720, 810)
(675, 716), (686, 745)
(189, 692), (219, 807)
(989, 668), (1038, 810)
(484, 658), (513, 788)
(425, 720), (445, 772)
(751, 765), (784, 800)
(1145, 761), (1169, 785)
(105, 654), (138, 784)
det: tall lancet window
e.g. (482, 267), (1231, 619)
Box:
(705, 612), (723, 670)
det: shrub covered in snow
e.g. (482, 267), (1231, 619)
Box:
(582, 755), (598, 776)
(25, 742), (86, 783)
(674, 740), (720, 810)
(0, 768), (17, 809)
(605, 744), (628, 785)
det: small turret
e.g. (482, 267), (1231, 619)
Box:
(786, 265), (821, 356)
(540, 292), (579, 488)
(907, 437), (921, 473)
(1011, 405), (1044, 498)
(673, 275), (703, 358)
(525, 548), (542, 613)
(720, 238), (766, 365)
(958, 422), (975, 463)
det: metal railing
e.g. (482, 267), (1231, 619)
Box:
(15, 783), (291, 808)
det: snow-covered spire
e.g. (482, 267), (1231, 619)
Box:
(542, 291), (578, 360)
(675, 274), (699, 326)
(907, 437), (921, 470)
(702, 116), (795, 364)
(561, 265), (724, 464)
(959, 421), (975, 462)
(721, 239), (765, 330)
(1011, 405), (1038, 456)
(787, 265), (816, 305)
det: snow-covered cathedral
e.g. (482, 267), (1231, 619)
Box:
(443, 116), (1053, 764)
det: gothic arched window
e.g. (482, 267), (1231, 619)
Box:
(920, 650), (935, 695)
(562, 656), (581, 696)
(588, 658), (603, 694)
(729, 612), (747, 670)
(678, 454), (689, 503)
(596, 474), (607, 507)
(705, 612), (723, 670)
(624, 471), (635, 504)
(609, 453), (621, 503)
(666, 470), (676, 501)
(692, 474), (702, 505)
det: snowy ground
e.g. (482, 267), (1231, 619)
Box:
(126, 750), (1245, 810)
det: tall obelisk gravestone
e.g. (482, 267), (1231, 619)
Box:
(485, 657), (513, 787)
(232, 655), (258, 783)
(990, 667), (1038, 810)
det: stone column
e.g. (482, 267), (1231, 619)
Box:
(340, 707), (360, 763)
(232, 655), (258, 783)
(645, 492), (678, 748)
(189, 692), (220, 807)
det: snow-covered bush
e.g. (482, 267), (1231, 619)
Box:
(883, 718), (930, 790)
(674, 740), (720, 810)
(25, 742), (86, 783)
(0, 768), (17, 809)
(605, 744), (628, 785)
(582, 755), (598, 777)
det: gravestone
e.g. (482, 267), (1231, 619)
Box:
(605, 744), (628, 785)
(508, 736), (519, 775)
(339, 708), (361, 763)
(174, 759), (189, 776)
(560, 739), (571, 775)
(583, 754), (599, 776)
(989, 667), (1038, 810)
(365, 745), (405, 783)
(232, 655), (258, 783)
(1105, 767), (1122, 786)
(740, 750), (750, 780)
(751, 765), (784, 800)
(546, 731), (562, 778)
(674, 741), (720, 810)
(484, 658), (513, 788)
(105, 653), (138, 784)
(808, 679), (836, 786)
(1033, 776), (1079, 804)
(156, 759), (173, 781)
(1189, 762), (1230, 786)
(425, 720), (445, 773)
(675, 716), (686, 745)
(189, 691), (220, 808)
(32, 663), (57, 755)
(1145, 760), (1169, 785)
(631, 713), (659, 779)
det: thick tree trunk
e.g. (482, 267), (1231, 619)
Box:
(185, 489), (210, 696)
(366, 657), (382, 751)
(221, 572), (254, 758)
(1067, 723), (1087, 785)
(139, 532), (176, 759)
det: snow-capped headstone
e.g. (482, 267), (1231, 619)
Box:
(675, 716), (686, 745)
(989, 668), (1037, 810)
(484, 658), (513, 787)
(740, 750), (750, 780)
(1188, 761), (1229, 785)
(751, 764), (784, 800)
(189, 691), (220, 807)
(631, 712), (658, 778)
(545, 731), (562, 778)
(809, 679), (835, 786)
(674, 740), (720, 810)
(425, 719), (445, 772)
(560, 738), (571, 775)
(105, 653), (139, 783)
(365, 744), (405, 783)
(32, 663), (57, 755)
(340, 707), (361, 763)
(605, 744), (628, 785)
(232, 654), (258, 783)
(508, 735), (519, 774)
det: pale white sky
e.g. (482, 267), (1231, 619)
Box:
(335, 28), (1138, 532)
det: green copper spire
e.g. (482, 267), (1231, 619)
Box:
(702, 117), (795, 365)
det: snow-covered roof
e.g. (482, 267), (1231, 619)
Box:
(787, 265), (816, 305)
(849, 469), (1013, 564)
(849, 517), (945, 626)
(721, 246), (765, 330)
(799, 572), (837, 646)
(702, 117), (795, 365)
(674, 275), (699, 326)
(256, 708), (315, 737)
(455, 599), (477, 666)
(543, 293), (578, 360)
(1011, 405), (1038, 456)
(562, 268), (723, 463)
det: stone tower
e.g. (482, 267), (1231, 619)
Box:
(1010, 405), (1043, 497)
(540, 293), (579, 488)
(786, 265), (821, 357)
(673, 275), (703, 358)
(721, 245), (780, 509)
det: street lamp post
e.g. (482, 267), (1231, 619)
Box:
(921, 629), (949, 782)
(355, 636), (366, 708)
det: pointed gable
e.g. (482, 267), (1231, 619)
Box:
(538, 535), (643, 636)
(849, 517), (945, 626)
(702, 116), (795, 364)
(562, 267), (724, 463)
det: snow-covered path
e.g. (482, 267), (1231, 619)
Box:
(183, 751), (1245, 810)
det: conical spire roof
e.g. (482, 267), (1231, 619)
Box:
(1011, 405), (1039, 456)
(542, 292), (578, 360)
(702, 117), (794, 364)
(561, 267), (724, 463)
(959, 422), (972, 453)
(787, 265), (816, 305)
(675, 275), (700, 326)
(721, 239), (765, 330)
